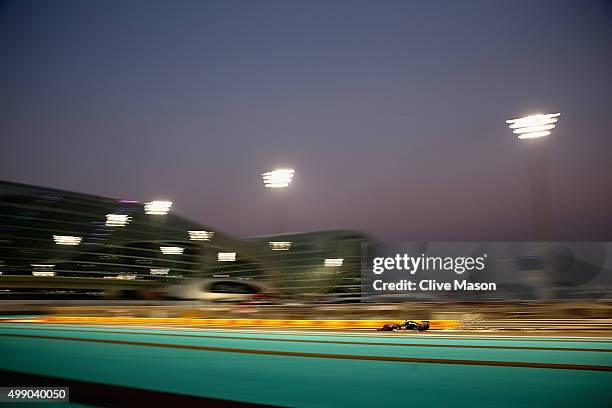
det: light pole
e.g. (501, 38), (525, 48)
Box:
(506, 113), (561, 241)
(261, 168), (294, 233)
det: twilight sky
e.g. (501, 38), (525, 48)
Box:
(1, 0), (611, 241)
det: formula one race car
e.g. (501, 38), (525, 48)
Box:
(377, 320), (430, 332)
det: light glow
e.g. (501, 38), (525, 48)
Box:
(150, 268), (170, 275)
(31, 264), (55, 277)
(160, 246), (184, 255)
(517, 130), (551, 139)
(324, 258), (344, 267)
(53, 235), (82, 246)
(506, 113), (561, 140)
(145, 200), (173, 215)
(262, 169), (295, 188)
(106, 214), (132, 227)
(269, 241), (291, 251)
(188, 230), (214, 241)
(103, 274), (137, 280)
(218, 252), (237, 262)
(32, 271), (56, 277)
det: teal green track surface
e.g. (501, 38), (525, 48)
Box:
(0, 323), (611, 407)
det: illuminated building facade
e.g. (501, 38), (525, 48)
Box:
(0, 181), (367, 300)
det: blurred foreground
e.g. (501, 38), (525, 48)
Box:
(0, 321), (610, 407)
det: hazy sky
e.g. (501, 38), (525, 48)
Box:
(1, 0), (611, 241)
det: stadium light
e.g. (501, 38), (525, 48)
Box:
(106, 214), (132, 227)
(324, 258), (344, 267)
(506, 113), (561, 139)
(269, 241), (291, 251)
(188, 230), (214, 241)
(506, 112), (560, 241)
(160, 246), (184, 255)
(262, 168), (294, 233)
(53, 235), (82, 246)
(150, 268), (170, 275)
(218, 252), (237, 262)
(262, 169), (295, 188)
(145, 200), (172, 215)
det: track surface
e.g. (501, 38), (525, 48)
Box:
(0, 323), (611, 407)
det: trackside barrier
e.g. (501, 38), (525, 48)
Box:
(39, 316), (460, 329)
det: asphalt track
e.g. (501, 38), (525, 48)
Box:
(0, 323), (611, 407)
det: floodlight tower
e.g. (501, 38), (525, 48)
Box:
(506, 113), (561, 241)
(261, 168), (294, 233)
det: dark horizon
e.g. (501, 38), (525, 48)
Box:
(2, 0), (611, 241)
